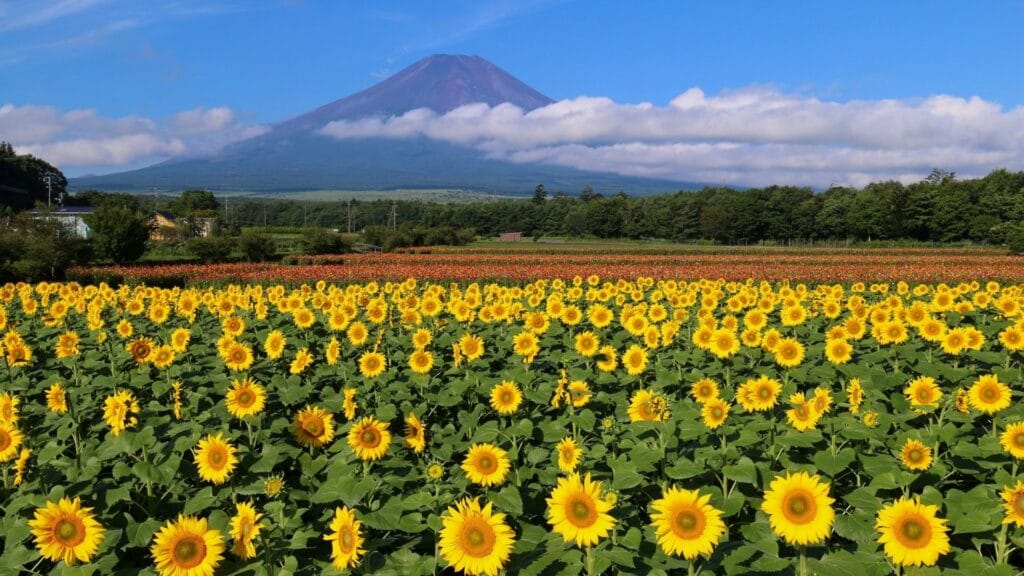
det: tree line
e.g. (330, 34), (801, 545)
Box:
(198, 169), (1024, 245)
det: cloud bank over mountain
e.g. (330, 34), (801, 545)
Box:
(319, 87), (1024, 187)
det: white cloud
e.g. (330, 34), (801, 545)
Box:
(0, 103), (268, 171)
(320, 86), (1024, 187)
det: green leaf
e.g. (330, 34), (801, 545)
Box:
(609, 456), (642, 490)
(489, 485), (523, 516)
(812, 448), (857, 477)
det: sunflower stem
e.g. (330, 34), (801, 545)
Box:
(798, 546), (808, 576)
(688, 558), (696, 576)
(585, 546), (595, 575)
(995, 520), (1009, 564)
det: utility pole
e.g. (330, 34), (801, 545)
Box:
(389, 199), (397, 230)
(347, 199), (353, 233)
(44, 175), (52, 207)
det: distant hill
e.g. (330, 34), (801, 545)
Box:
(71, 55), (696, 196)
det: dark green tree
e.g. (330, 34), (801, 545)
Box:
(532, 184), (547, 204)
(85, 206), (152, 263)
(238, 230), (277, 262)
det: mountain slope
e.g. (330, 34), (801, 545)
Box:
(71, 55), (693, 196)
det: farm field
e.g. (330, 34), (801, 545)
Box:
(1, 276), (1024, 575)
(72, 245), (1024, 284)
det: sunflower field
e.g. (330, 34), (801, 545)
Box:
(1, 277), (1024, 575)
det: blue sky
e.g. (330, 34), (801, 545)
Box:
(2, 0), (1022, 185)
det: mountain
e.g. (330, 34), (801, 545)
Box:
(71, 55), (693, 196)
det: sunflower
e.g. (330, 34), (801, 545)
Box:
(556, 437), (582, 473)
(324, 506), (365, 571)
(409, 349), (434, 374)
(358, 351), (386, 379)
(876, 496), (950, 567)
(546, 473), (616, 547)
(225, 378), (266, 419)
(701, 398), (730, 429)
(293, 406), (336, 448)
(103, 390), (139, 436)
(29, 497), (105, 565)
(1000, 422), (1024, 459)
(347, 321), (368, 346)
(847, 378), (864, 414)
(1000, 481), (1024, 526)
(427, 462), (445, 481)
(223, 341), (254, 372)
(574, 331), (600, 357)
(229, 502), (263, 559)
(760, 471), (835, 545)
(348, 417), (391, 461)
(0, 391), (19, 423)
(999, 325), (1024, 351)
(325, 337), (341, 365)
(567, 380), (591, 408)
(773, 338), (805, 368)
(194, 433), (238, 485)
(151, 515), (225, 576)
(709, 329), (739, 359)
(439, 497), (516, 576)
(785, 393), (822, 432)
(941, 328), (968, 355)
(627, 389), (671, 422)
(595, 345), (617, 372)
(47, 382), (68, 414)
(967, 374), (1011, 414)
(824, 338), (852, 365)
(459, 334), (485, 362)
(55, 331), (80, 359)
(13, 447), (30, 486)
(264, 476), (284, 497)
(650, 487), (726, 560)
(127, 336), (154, 365)
(289, 348), (313, 375)
(737, 375), (782, 412)
(512, 331), (539, 362)
(904, 376), (942, 409)
(691, 378), (719, 404)
(900, 439), (933, 471)
(343, 387), (357, 421)
(622, 344), (648, 376)
(170, 327), (191, 352)
(489, 381), (522, 415)
(462, 443), (510, 487)
(405, 412), (426, 454)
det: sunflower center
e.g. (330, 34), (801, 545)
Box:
(895, 516), (931, 548)
(710, 406), (724, 419)
(173, 535), (207, 568)
(758, 386), (772, 400)
(982, 385), (998, 402)
(673, 507), (706, 539)
(238, 391), (254, 407)
(208, 447), (226, 469)
(907, 449), (922, 463)
(54, 517), (85, 546)
(567, 496), (597, 527)
(916, 389), (931, 402)
(1014, 433), (1024, 448)
(230, 349), (246, 363)
(339, 527), (354, 553)
(302, 417), (324, 437)
(500, 391), (512, 404)
(781, 489), (817, 524)
(1013, 494), (1024, 516)
(360, 428), (380, 447)
(477, 455), (495, 473)
(697, 385), (711, 398)
(460, 519), (496, 557)
(0, 431), (9, 451)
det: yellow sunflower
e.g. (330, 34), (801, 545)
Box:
(127, 336), (154, 365)
(342, 387), (357, 421)
(170, 327), (191, 352)
(229, 501), (263, 560)
(904, 376), (942, 409)
(405, 412), (427, 454)
(324, 506), (365, 571)
(439, 497), (516, 576)
(691, 378), (719, 404)
(650, 487), (726, 560)
(1000, 481), (1024, 526)
(595, 345), (617, 372)
(194, 433), (238, 485)
(824, 338), (852, 365)
(622, 344), (648, 376)
(29, 497), (105, 565)
(847, 378), (864, 414)
(150, 345), (175, 370)
(103, 390), (139, 436)
(489, 381), (522, 415)
(223, 341), (254, 372)
(709, 329), (739, 359)
(760, 471), (835, 545)
(225, 378), (266, 419)
(0, 391), (19, 423)
(293, 406), (336, 448)
(627, 389), (671, 423)
(1000, 422), (1024, 459)
(408, 349), (434, 374)
(785, 393), (822, 432)
(967, 374), (1011, 414)
(348, 417), (391, 460)
(900, 439), (933, 471)
(462, 443), (510, 487)
(574, 331), (600, 357)
(151, 515), (225, 576)
(46, 382), (68, 414)
(701, 398), (730, 429)
(546, 472), (616, 547)
(737, 375), (782, 412)
(773, 338), (805, 368)
(875, 496), (950, 567)
(288, 347), (313, 375)
(556, 437), (582, 473)
(459, 334), (485, 362)
(358, 351), (387, 379)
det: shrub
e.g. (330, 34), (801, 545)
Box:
(238, 230), (277, 262)
(301, 228), (348, 255)
(185, 236), (235, 262)
(1007, 222), (1024, 255)
(84, 205), (151, 263)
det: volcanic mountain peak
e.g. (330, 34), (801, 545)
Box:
(274, 54), (554, 133)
